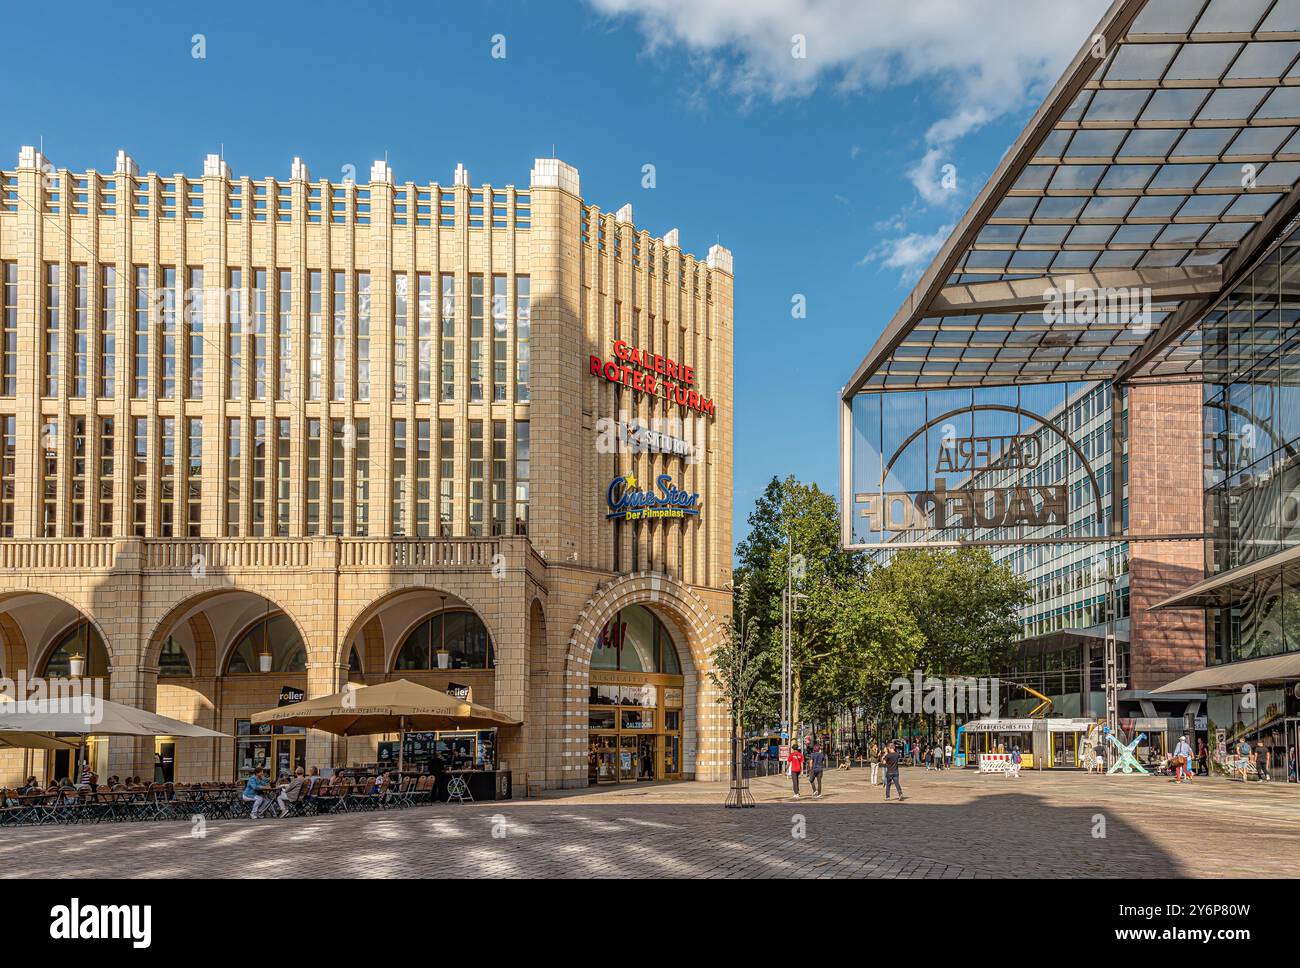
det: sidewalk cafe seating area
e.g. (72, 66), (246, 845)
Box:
(0, 773), (445, 826)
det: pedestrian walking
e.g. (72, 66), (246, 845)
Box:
(869, 742), (880, 786)
(883, 742), (905, 801)
(1197, 738), (1209, 777)
(808, 744), (826, 799)
(1170, 734), (1193, 783)
(788, 745), (804, 800)
(1092, 738), (1107, 775)
(1005, 746), (1021, 779)
(945, 741), (953, 769)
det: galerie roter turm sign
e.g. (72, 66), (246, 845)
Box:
(589, 340), (718, 418)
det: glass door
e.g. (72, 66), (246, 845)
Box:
(590, 734), (617, 784)
(272, 736), (304, 779)
(637, 736), (658, 781)
(619, 736), (639, 782)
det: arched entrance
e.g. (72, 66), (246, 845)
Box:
(588, 604), (686, 784)
(334, 588), (504, 770)
(0, 591), (115, 785)
(142, 589), (311, 783)
(565, 573), (729, 787)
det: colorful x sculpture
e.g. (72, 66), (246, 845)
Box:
(1104, 728), (1149, 775)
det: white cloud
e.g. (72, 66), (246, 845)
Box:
(588, 0), (1108, 131)
(860, 224), (953, 284)
(590, 0), (1110, 280)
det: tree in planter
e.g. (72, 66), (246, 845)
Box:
(709, 584), (773, 806)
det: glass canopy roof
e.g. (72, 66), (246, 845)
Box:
(848, 0), (1300, 393)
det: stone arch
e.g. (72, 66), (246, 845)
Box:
(563, 573), (729, 784)
(0, 611), (27, 678)
(335, 585), (503, 673)
(0, 588), (117, 673)
(525, 597), (550, 792)
(566, 573), (726, 675)
(141, 586), (313, 676)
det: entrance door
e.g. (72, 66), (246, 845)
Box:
(1285, 719), (1300, 782)
(271, 737), (304, 779)
(1052, 731), (1077, 768)
(155, 740), (176, 783)
(663, 733), (680, 778)
(637, 736), (657, 781)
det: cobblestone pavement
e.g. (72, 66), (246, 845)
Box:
(3, 767), (1297, 878)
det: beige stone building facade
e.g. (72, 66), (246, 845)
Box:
(0, 147), (734, 791)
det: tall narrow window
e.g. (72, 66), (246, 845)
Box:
(187, 417), (202, 537)
(228, 268), (243, 399)
(330, 419), (346, 534)
(491, 419), (507, 535)
(306, 418), (322, 534)
(277, 270), (292, 400)
(276, 417), (290, 535)
(132, 416), (147, 536)
(42, 418), (58, 536)
(469, 419), (484, 536)
(133, 267), (149, 398)
(253, 270), (268, 400)
(44, 264), (60, 397)
(417, 273), (433, 402)
(393, 273), (408, 402)
(515, 421), (530, 535)
(469, 275), (484, 402)
(440, 273), (455, 401)
(516, 276), (530, 401)
(161, 267), (177, 398)
(415, 418), (432, 536)
(392, 418), (407, 535)
(1, 263), (16, 395)
(251, 417), (267, 537)
(308, 270), (323, 400)
(356, 272), (371, 401)
(354, 418), (370, 535)
(332, 271), (346, 401)
(492, 275), (507, 402)
(187, 268), (203, 398)
(159, 417), (175, 537)
(71, 417), (88, 536)
(225, 418), (241, 536)
(0, 414), (15, 536)
(72, 265), (89, 398)
(439, 418), (454, 536)
(98, 417), (114, 536)
(99, 266), (116, 398)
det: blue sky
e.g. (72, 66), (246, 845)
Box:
(2, 0), (1109, 549)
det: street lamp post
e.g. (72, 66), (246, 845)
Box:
(1103, 573), (1121, 770)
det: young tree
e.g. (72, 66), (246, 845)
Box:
(709, 584), (773, 800)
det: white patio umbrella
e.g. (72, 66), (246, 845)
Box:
(0, 731), (79, 751)
(0, 697), (228, 779)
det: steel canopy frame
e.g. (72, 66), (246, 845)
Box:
(840, 0), (1300, 549)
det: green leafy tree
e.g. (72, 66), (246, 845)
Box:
(870, 547), (1031, 678)
(708, 585), (774, 779)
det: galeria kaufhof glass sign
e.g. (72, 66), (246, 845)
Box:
(844, 382), (1112, 549)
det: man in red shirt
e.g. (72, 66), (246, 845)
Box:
(788, 745), (804, 799)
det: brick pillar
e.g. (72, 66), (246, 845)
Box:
(1127, 383), (1206, 690)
